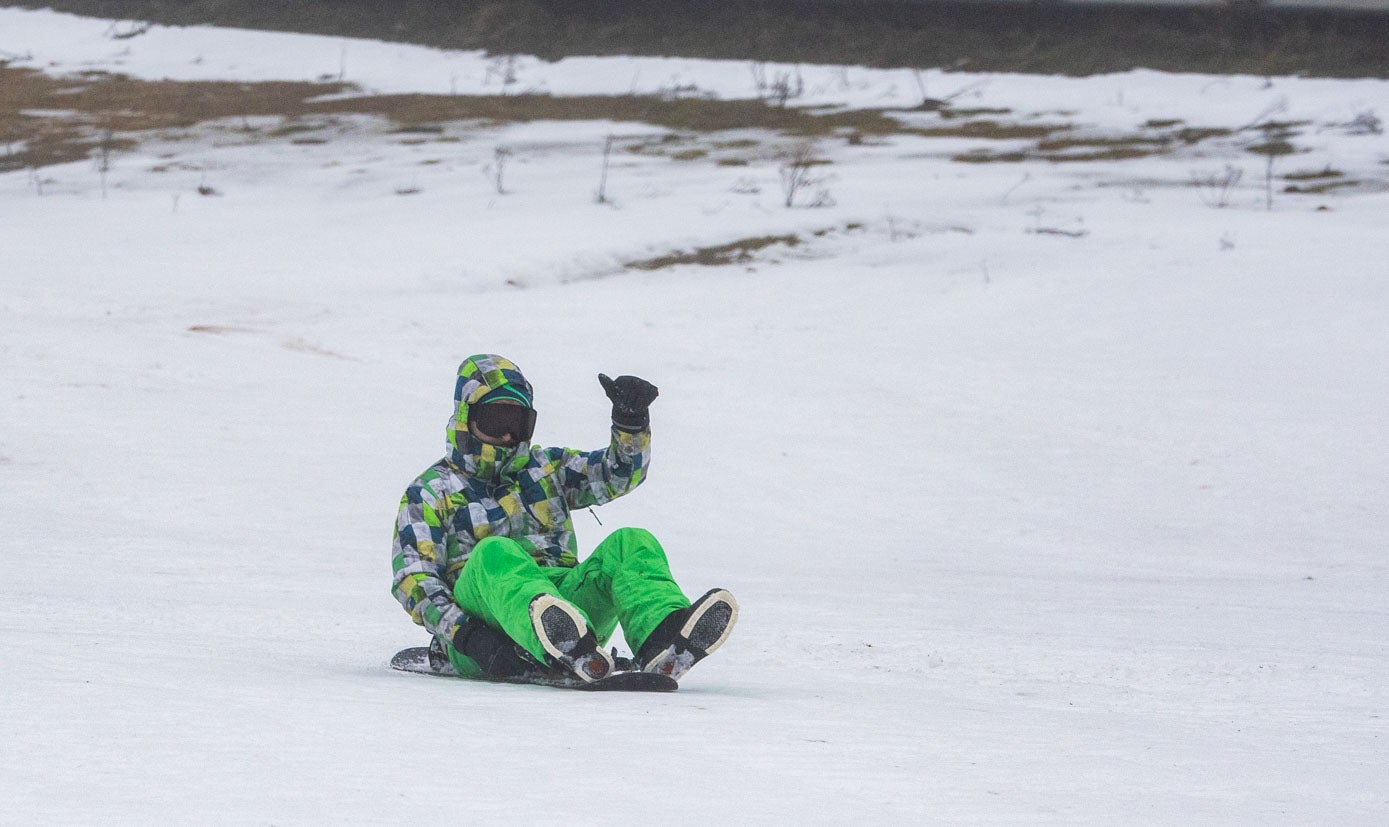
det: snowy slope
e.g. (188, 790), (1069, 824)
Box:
(1, 8), (1387, 823)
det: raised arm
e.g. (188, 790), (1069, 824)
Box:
(558, 373), (658, 509)
(558, 425), (652, 509)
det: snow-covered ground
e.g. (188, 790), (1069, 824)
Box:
(2, 7), (1387, 822)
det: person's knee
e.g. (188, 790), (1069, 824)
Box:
(471, 536), (529, 567)
(597, 527), (666, 564)
(611, 526), (657, 547)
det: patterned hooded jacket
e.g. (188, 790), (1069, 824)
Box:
(390, 354), (652, 644)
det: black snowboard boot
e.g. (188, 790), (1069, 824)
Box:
(637, 588), (739, 680)
(529, 594), (615, 683)
(427, 635), (460, 677)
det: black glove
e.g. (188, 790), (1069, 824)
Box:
(599, 373), (659, 431)
(451, 617), (538, 680)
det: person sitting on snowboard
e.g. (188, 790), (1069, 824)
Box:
(390, 354), (737, 684)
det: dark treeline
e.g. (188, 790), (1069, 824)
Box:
(5, 0), (1388, 77)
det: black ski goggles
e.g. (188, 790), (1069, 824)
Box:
(469, 402), (537, 443)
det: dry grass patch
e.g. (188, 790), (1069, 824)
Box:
(952, 149), (1029, 164)
(309, 93), (909, 137)
(1033, 137), (1165, 163)
(0, 63), (1288, 183)
(1283, 179), (1357, 194)
(1283, 166), (1344, 181)
(8, 62), (1091, 176)
(1, 67), (92, 170)
(1036, 136), (1163, 152)
(8, 68), (353, 128)
(1038, 146), (1159, 163)
(1, 63), (961, 172)
(937, 107), (1013, 119)
(911, 120), (1068, 141)
(1, 64), (352, 170)
(269, 121), (329, 138)
(1172, 127), (1235, 144)
(1137, 120), (1237, 145)
(947, 121), (1248, 165)
(626, 234), (801, 271)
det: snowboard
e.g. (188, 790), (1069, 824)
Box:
(389, 646), (678, 692)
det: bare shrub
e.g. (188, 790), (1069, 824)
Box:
(1248, 138), (1298, 211)
(596, 135), (614, 204)
(106, 21), (152, 40)
(778, 141), (831, 209)
(751, 63), (804, 108)
(485, 55), (520, 95)
(95, 127), (116, 199)
(483, 145), (512, 194)
(1192, 164), (1244, 208)
(1342, 110), (1382, 136)
(657, 79), (714, 101)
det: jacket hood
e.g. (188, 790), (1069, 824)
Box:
(447, 354), (535, 481)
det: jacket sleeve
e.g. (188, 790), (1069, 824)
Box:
(390, 482), (467, 643)
(557, 424), (652, 510)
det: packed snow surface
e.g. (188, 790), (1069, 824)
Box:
(1, 7), (1386, 823)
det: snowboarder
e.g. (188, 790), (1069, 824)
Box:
(390, 354), (737, 685)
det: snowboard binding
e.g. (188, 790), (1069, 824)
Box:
(638, 588), (739, 681)
(529, 594), (615, 683)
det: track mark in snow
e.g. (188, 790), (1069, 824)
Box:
(282, 337), (354, 360)
(187, 324), (256, 334)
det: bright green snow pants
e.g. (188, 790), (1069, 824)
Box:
(446, 527), (691, 678)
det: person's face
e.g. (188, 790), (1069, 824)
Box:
(469, 399), (525, 446)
